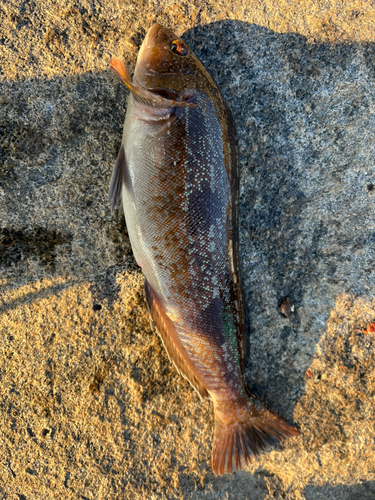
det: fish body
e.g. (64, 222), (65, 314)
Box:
(109, 24), (298, 475)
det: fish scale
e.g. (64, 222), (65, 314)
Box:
(108, 23), (299, 475)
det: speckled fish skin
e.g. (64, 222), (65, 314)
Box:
(109, 24), (299, 475)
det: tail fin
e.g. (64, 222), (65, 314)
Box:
(212, 397), (299, 475)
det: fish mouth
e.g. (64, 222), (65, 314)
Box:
(136, 84), (196, 105)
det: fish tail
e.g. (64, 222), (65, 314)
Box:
(212, 396), (299, 475)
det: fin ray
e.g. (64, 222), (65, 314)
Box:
(212, 398), (299, 475)
(108, 144), (127, 213)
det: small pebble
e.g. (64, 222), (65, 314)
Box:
(279, 297), (295, 318)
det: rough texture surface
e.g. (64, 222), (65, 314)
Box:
(1, 1), (375, 498)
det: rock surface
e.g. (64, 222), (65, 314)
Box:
(1, 1), (375, 499)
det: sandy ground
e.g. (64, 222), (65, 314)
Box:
(1, 1), (375, 498)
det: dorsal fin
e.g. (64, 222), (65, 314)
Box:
(144, 279), (209, 400)
(109, 58), (197, 109)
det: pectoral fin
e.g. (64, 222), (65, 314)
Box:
(144, 278), (209, 400)
(109, 144), (130, 213)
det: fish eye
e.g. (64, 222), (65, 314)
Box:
(171, 40), (188, 56)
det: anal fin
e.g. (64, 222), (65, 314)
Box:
(144, 278), (209, 400)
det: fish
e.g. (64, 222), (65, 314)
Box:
(108, 23), (299, 475)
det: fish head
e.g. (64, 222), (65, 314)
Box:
(133, 24), (214, 100)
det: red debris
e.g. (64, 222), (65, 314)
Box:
(363, 322), (375, 335)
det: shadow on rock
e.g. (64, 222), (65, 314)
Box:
(184, 21), (375, 423)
